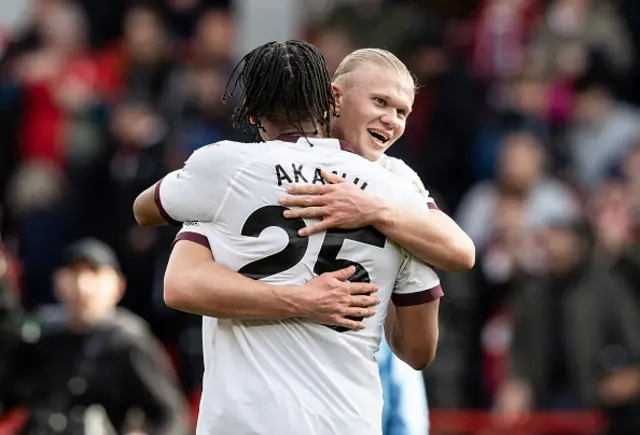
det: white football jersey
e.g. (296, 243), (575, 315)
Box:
(156, 136), (443, 435)
(376, 154), (438, 209)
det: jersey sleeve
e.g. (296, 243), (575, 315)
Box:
(172, 221), (212, 252)
(154, 142), (234, 225)
(392, 252), (443, 306)
(409, 176), (439, 211)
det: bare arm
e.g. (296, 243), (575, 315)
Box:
(372, 204), (475, 270)
(280, 171), (475, 271)
(384, 299), (440, 371)
(165, 239), (299, 319)
(133, 182), (171, 227)
(165, 237), (379, 329)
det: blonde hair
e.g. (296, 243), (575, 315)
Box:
(333, 48), (417, 94)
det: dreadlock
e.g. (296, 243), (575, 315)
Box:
(223, 40), (336, 140)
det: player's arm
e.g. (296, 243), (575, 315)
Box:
(384, 255), (443, 370)
(373, 202), (474, 270)
(385, 301), (440, 371)
(280, 170), (475, 271)
(164, 230), (379, 330)
(133, 144), (224, 227)
(133, 183), (168, 227)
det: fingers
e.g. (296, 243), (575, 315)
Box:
(299, 219), (335, 236)
(280, 194), (326, 207)
(325, 308), (374, 331)
(282, 206), (340, 236)
(349, 294), (380, 308)
(283, 206), (328, 220)
(333, 319), (367, 330)
(327, 265), (356, 281)
(347, 282), (378, 295)
(344, 307), (376, 319)
(286, 184), (332, 195)
(320, 170), (345, 184)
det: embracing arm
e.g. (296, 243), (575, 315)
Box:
(372, 203), (475, 271)
(384, 299), (440, 371)
(383, 254), (443, 370)
(165, 238), (303, 319)
(164, 235), (379, 329)
(280, 170), (475, 271)
(133, 182), (170, 227)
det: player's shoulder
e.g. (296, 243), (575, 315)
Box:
(187, 139), (264, 168)
(190, 140), (240, 159)
(340, 152), (405, 183)
(377, 154), (420, 181)
(349, 156), (423, 200)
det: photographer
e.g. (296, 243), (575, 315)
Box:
(0, 239), (190, 435)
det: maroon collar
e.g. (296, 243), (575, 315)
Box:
(275, 134), (356, 154)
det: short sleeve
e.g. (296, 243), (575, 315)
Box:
(155, 142), (234, 224)
(172, 222), (212, 253)
(392, 252), (443, 306)
(408, 176), (439, 211)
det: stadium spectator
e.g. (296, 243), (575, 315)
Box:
(494, 220), (640, 424)
(0, 238), (190, 435)
(2, 0), (640, 432)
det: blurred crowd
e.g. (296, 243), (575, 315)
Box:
(2, 0), (640, 433)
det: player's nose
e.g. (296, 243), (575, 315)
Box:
(379, 113), (399, 131)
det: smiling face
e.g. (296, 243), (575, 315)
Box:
(331, 62), (415, 161)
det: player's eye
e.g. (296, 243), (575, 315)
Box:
(373, 97), (386, 107)
(397, 109), (407, 118)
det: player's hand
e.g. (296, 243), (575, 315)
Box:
(279, 170), (383, 236)
(298, 266), (379, 330)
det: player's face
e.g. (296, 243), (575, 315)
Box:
(332, 63), (414, 161)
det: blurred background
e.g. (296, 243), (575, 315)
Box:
(2, 0), (640, 434)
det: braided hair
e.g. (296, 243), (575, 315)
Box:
(223, 40), (336, 140)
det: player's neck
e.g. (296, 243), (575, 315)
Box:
(260, 119), (327, 141)
(276, 131), (323, 142)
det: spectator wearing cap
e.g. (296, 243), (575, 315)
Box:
(0, 238), (190, 435)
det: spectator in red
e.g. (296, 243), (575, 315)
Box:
(14, 0), (98, 167)
(471, 0), (540, 84)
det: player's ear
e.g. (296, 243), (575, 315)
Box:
(331, 83), (343, 111)
(249, 115), (256, 125)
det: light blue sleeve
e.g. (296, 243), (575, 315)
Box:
(377, 336), (430, 435)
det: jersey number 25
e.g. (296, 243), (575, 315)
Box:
(238, 205), (386, 331)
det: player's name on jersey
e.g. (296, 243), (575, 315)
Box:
(274, 163), (369, 190)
